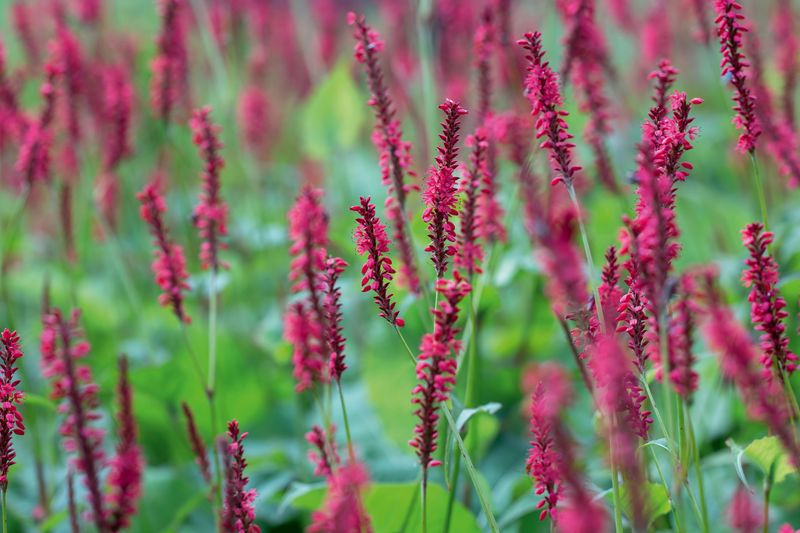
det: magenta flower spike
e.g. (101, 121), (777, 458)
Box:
(308, 461), (373, 533)
(191, 106), (228, 272)
(306, 424), (340, 479)
(151, 0), (188, 123)
(137, 181), (192, 324)
(0, 329), (24, 493)
(422, 99), (467, 279)
(322, 257), (348, 382)
(221, 420), (261, 533)
(410, 275), (471, 477)
(455, 129), (488, 277)
(181, 402), (212, 486)
(351, 197), (404, 327)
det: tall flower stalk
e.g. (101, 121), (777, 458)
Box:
(0, 330), (23, 533)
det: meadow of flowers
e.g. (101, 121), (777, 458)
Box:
(1, 0), (800, 531)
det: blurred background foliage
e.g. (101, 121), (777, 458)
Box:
(0, 0), (799, 531)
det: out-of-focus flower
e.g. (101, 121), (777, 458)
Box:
(285, 301), (327, 392)
(191, 106), (228, 271)
(455, 129), (488, 277)
(151, 0), (189, 123)
(306, 424), (339, 479)
(288, 185), (328, 327)
(322, 257), (348, 381)
(137, 181), (191, 324)
(181, 402), (212, 486)
(308, 461), (373, 533)
(728, 486), (761, 533)
(16, 58), (60, 187)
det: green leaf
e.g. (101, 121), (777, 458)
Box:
(744, 436), (796, 485)
(614, 481), (672, 527)
(726, 438), (751, 489)
(22, 393), (57, 412)
(290, 482), (481, 532)
(455, 402), (502, 431)
(301, 60), (366, 158)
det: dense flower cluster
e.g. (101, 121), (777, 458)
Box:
(410, 275), (471, 474)
(741, 222), (797, 377)
(668, 275), (699, 399)
(191, 106), (228, 271)
(351, 197), (404, 327)
(322, 257), (348, 381)
(715, 0), (761, 154)
(15, 57), (59, 187)
(151, 0), (188, 122)
(221, 420), (260, 533)
(306, 424), (339, 479)
(422, 100), (467, 278)
(455, 129), (488, 277)
(285, 301), (327, 392)
(0, 329), (24, 491)
(349, 11), (419, 293)
(288, 186), (329, 323)
(137, 181), (191, 324)
(519, 31), (582, 188)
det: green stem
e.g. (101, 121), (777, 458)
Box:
(421, 475), (428, 533)
(762, 481), (771, 533)
(749, 153), (769, 232)
(336, 380), (355, 461)
(609, 461), (624, 533)
(443, 448), (462, 533)
(648, 447), (683, 532)
(394, 329), (498, 532)
(686, 405), (710, 533)
(2, 489), (7, 533)
(566, 184), (605, 329)
(207, 271), (218, 398)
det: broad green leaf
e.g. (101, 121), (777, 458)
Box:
(301, 61), (366, 158)
(614, 481), (672, 527)
(455, 402), (502, 431)
(744, 436), (796, 484)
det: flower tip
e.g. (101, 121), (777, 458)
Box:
(346, 11), (357, 25)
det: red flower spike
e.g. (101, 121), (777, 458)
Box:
(308, 461), (373, 533)
(349, 12), (420, 293)
(137, 181), (191, 324)
(191, 106), (229, 272)
(151, 0), (188, 123)
(774, 0), (798, 130)
(455, 129), (488, 277)
(0, 329), (24, 492)
(410, 275), (471, 476)
(741, 222), (797, 377)
(351, 197), (404, 327)
(288, 185), (329, 328)
(668, 275), (699, 399)
(322, 257), (348, 382)
(306, 424), (340, 479)
(40, 309), (107, 530)
(422, 99), (467, 278)
(221, 420), (261, 533)
(699, 269), (800, 466)
(715, 0), (761, 154)
(519, 32), (582, 189)
(181, 402), (212, 486)
(106, 356), (143, 532)
(16, 57), (60, 187)
(285, 302), (328, 392)
(728, 486), (761, 533)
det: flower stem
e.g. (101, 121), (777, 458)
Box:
(609, 460), (624, 533)
(394, 328), (498, 532)
(686, 408), (710, 533)
(2, 489), (7, 533)
(336, 380), (355, 461)
(421, 474), (428, 533)
(566, 184), (605, 330)
(749, 153), (769, 232)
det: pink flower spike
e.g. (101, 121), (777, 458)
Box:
(15, 57), (60, 187)
(422, 99), (467, 278)
(288, 185), (329, 328)
(0, 329), (24, 492)
(519, 32), (582, 189)
(306, 424), (340, 478)
(40, 309), (106, 530)
(137, 181), (192, 324)
(728, 486), (761, 533)
(221, 420), (261, 533)
(455, 129), (488, 277)
(741, 222), (797, 377)
(323, 257), (348, 382)
(151, 0), (188, 123)
(410, 275), (471, 477)
(308, 461), (373, 533)
(181, 402), (212, 486)
(191, 106), (229, 272)
(351, 197), (404, 327)
(285, 301), (328, 392)
(105, 356), (144, 532)
(715, 0), (761, 154)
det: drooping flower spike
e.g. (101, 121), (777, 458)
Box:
(741, 222), (797, 377)
(0, 329), (24, 492)
(349, 11), (420, 293)
(191, 106), (228, 272)
(137, 181), (192, 324)
(715, 0), (761, 154)
(422, 99), (467, 279)
(221, 420), (261, 533)
(410, 275), (471, 476)
(519, 31), (582, 188)
(351, 197), (404, 327)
